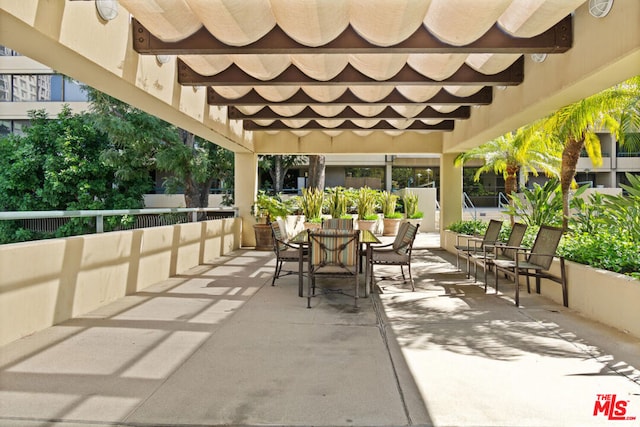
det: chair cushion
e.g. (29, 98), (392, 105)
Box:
(372, 249), (409, 264)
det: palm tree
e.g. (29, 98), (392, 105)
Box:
(539, 76), (639, 230)
(455, 126), (561, 223)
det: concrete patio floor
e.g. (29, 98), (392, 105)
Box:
(1, 233), (639, 427)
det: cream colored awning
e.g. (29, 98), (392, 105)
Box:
(120, 0), (583, 137)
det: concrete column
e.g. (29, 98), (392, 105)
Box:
(439, 153), (463, 236)
(385, 162), (393, 191)
(235, 152), (259, 247)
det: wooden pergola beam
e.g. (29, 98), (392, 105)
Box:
(228, 105), (471, 120)
(133, 16), (571, 55)
(208, 86), (493, 106)
(178, 57), (524, 86)
(243, 120), (455, 131)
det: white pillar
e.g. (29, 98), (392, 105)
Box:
(439, 153), (463, 236)
(235, 152), (259, 247)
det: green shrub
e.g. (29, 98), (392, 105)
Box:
(447, 220), (488, 236)
(559, 231), (640, 278)
(502, 179), (569, 227)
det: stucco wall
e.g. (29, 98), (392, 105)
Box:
(0, 218), (241, 347)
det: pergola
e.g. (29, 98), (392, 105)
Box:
(1, 0), (638, 246)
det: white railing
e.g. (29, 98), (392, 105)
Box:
(462, 192), (477, 221)
(0, 207), (238, 234)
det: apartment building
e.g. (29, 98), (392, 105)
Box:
(0, 45), (90, 137)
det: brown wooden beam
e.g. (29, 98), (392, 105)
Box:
(228, 105), (470, 120)
(208, 86), (493, 106)
(178, 57), (524, 86)
(133, 16), (571, 54)
(243, 120), (455, 131)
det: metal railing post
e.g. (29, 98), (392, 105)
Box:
(96, 215), (104, 233)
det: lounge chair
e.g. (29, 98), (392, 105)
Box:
(471, 222), (528, 288)
(455, 219), (503, 278)
(493, 225), (567, 307)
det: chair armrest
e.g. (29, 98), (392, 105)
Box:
(370, 242), (395, 250)
(456, 233), (479, 245)
(276, 238), (303, 250)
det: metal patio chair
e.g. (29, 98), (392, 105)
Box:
(493, 225), (567, 307)
(369, 222), (419, 291)
(455, 219), (503, 278)
(270, 220), (307, 286)
(471, 222), (528, 288)
(307, 229), (360, 308)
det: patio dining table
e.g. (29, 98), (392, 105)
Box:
(290, 228), (381, 298)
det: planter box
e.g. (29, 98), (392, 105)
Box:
(543, 259), (640, 339)
(442, 230), (640, 339)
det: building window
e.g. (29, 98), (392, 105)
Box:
(0, 74), (87, 102)
(0, 120), (10, 137)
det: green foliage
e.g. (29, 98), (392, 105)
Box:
(570, 173), (640, 240)
(559, 231), (640, 278)
(87, 87), (234, 207)
(447, 220), (488, 236)
(566, 172), (640, 278)
(502, 179), (568, 227)
(454, 126), (561, 188)
(326, 187), (348, 219)
(601, 172), (640, 241)
(356, 187), (379, 220)
(402, 191), (423, 219)
(301, 187), (324, 221)
(252, 191), (288, 223)
(0, 107), (150, 243)
(381, 191), (399, 218)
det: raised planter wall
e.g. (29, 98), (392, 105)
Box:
(0, 218), (242, 347)
(442, 230), (640, 339)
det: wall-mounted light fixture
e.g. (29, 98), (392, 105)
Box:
(588, 0), (614, 18)
(96, 0), (118, 21)
(156, 55), (171, 64)
(531, 53), (547, 63)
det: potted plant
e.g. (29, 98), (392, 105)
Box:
(381, 191), (403, 236)
(327, 187), (350, 219)
(356, 186), (380, 233)
(403, 190), (423, 232)
(252, 191), (288, 250)
(301, 187), (324, 229)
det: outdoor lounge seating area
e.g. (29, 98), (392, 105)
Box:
(453, 221), (568, 308)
